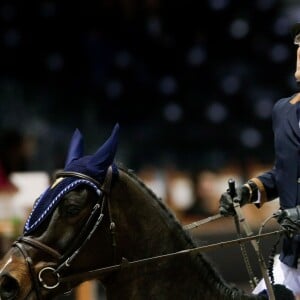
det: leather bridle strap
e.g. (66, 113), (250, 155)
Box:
(13, 241), (43, 300)
(55, 201), (105, 273)
(56, 171), (101, 188)
(55, 166), (116, 274)
(13, 236), (63, 294)
(101, 166), (117, 263)
(11, 167), (116, 294)
(17, 236), (61, 260)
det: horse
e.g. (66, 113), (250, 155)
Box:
(0, 124), (295, 300)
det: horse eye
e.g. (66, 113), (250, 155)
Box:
(65, 205), (81, 217)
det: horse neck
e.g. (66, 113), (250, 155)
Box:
(103, 170), (260, 300)
(112, 169), (193, 259)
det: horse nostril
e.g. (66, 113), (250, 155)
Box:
(0, 274), (19, 300)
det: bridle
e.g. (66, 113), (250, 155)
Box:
(10, 167), (284, 299)
(12, 166), (117, 299)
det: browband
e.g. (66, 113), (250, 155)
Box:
(55, 171), (101, 187)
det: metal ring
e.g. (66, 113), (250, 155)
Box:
(38, 267), (60, 289)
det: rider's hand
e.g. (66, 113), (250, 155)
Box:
(219, 185), (251, 216)
(277, 206), (300, 238)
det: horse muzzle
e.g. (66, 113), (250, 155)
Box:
(0, 273), (20, 300)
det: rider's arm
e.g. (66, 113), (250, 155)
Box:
(251, 167), (278, 207)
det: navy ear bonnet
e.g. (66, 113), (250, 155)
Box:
(24, 124), (120, 234)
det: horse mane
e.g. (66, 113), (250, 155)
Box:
(116, 164), (236, 295)
(117, 164), (196, 247)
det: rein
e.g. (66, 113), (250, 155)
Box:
(57, 229), (284, 284)
(12, 169), (284, 298)
(184, 180), (280, 300)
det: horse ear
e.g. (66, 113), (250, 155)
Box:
(65, 128), (84, 167)
(89, 123), (119, 170)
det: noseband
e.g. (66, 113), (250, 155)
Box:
(12, 166), (117, 299)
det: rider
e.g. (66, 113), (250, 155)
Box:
(219, 21), (300, 298)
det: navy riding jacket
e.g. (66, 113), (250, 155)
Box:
(257, 94), (300, 268)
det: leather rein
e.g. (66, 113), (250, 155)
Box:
(11, 168), (283, 298)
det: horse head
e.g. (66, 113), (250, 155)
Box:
(0, 123), (295, 300)
(0, 124), (120, 299)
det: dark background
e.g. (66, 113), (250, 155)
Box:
(0, 1), (297, 297)
(0, 0), (299, 173)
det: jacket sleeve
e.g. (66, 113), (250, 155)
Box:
(249, 167), (278, 206)
(249, 98), (285, 206)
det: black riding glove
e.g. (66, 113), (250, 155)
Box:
(219, 181), (258, 216)
(277, 206), (300, 238)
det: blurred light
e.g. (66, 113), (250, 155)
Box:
(240, 128), (262, 148)
(159, 76), (177, 95)
(163, 102), (182, 122)
(206, 102), (228, 123)
(229, 19), (249, 39)
(0, 4), (16, 21)
(255, 0), (276, 11)
(46, 53), (64, 71)
(3, 29), (20, 48)
(115, 50), (132, 69)
(168, 177), (194, 210)
(269, 43), (289, 63)
(285, 5), (300, 28)
(40, 2), (57, 18)
(273, 16), (290, 36)
(254, 98), (273, 119)
(186, 45), (207, 66)
(25, 118), (50, 137)
(105, 80), (123, 99)
(208, 0), (230, 11)
(146, 16), (162, 37)
(220, 75), (240, 95)
(141, 170), (166, 200)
